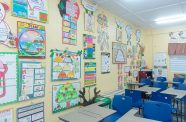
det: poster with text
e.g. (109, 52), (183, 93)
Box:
(0, 109), (13, 122)
(84, 62), (96, 87)
(101, 52), (110, 74)
(83, 34), (95, 59)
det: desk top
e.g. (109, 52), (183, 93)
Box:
(126, 82), (144, 86)
(161, 88), (186, 99)
(134, 86), (160, 94)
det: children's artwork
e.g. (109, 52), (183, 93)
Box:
(125, 25), (132, 45)
(17, 21), (46, 58)
(153, 67), (167, 78)
(12, 0), (48, 22)
(101, 52), (110, 74)
(0, 52), (18, 105)
(118, 64), (123, 75)
(97, 13), (109, 51)
(0, 109), (13, 122)
(19, 61), (45, 101)
(52, 82), (80, 113)
(118, 76), (123, 90)
(84, 62), (96, 87)
(112, 42), (127, 64)
(132, 45), (137, 59)
(136, 29), (141, 47)
(116, 19), (124, 42)
(127, 46), (133, 58)
(83, 34), (95, 59)
(169, 31), (186, 42)
(51, 49), (81, 81)
(124, 66), (130, 73)
(17, 102), (44, 122)
(0, 2), (16, 48)
(133, 70), (138, 78)
(154, 53), (167, 67)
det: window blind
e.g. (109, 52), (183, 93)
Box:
(170, 55), (186, 72)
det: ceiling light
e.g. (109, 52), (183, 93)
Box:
(155, 14), (186, 24)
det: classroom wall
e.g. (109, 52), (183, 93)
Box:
(0, 0), (145, 121)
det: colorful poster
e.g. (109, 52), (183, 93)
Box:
(0, 2), (16, 48)
(116, 19), (124, 42)
(52, 82), (80, 113)
(0, 52), (18, 105)
(0, 109), (13, 122)
(19, 61), (45, 101)
(51, 49), (81, 81)
(101, 52), (110, 74)
(12, 0), (48, 22)
(83, 34), (95, 59)
(112, 42), (127, 64)
(17, 21), (46, 58)
(17, 102), (44, 122)
(84, 62), (96, 87)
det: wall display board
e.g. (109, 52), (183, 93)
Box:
(17, 21), (46, 58)
(19, 61), (45, 101)
(101, 52), (110, 74)
(84, 62), (96, 87)
(0, 109), (13, 122)
(125, 25), (132, 45)
(112, 42), (127, 64)
(116, 19), (124, 42)
(52, 82), (80, 113)
(12, 0), (48, 22)
(83, 34), (95, 59)
(0, 52), (18, 105)
(17, 102), (44, 122)
(50, 49), (81, 81)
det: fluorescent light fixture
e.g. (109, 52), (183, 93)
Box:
(155, 14), (186, 24)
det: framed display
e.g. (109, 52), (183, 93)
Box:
(84, 62), (96, 87)
(101, 52), (110, 74)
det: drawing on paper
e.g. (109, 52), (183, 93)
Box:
(125, 25), (132, 45)
(52, 82), (80, 113)
(83, 34), (95, 59)
(101, 52), (110, 74)
(136, 29), (141, 47)
(0, 109), (13, 122)
(84, 62), (96, 87)
(116, 19), (124, 42)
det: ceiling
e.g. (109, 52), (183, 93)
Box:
(93, 0), (186, 29)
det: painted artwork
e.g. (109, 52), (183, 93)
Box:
(19, 61), (45, 101)
(51, 49), (81, 81)
(52, 82), (80, 113)
(116, 19), (124, 42)
(17, 21), (46, 58)
(0, 52), (18, 105)
(84, 62), (96, 87)
(97, 13), (109, 51)
(17, 102), (44, 122)
(101, 52), (110, 74)
(125, 25), (132, 45)
(83, 34), (95, 59)
(0, 109), (13, 122)
(112, 42), (127, 64)
(136, 29), (141, 47)
(0, 2), (16, 48)
(12, 0), (48, 22)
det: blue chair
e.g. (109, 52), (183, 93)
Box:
(143, 101), (172, 122)
(156, 77), (167, 82)
(173, 77), (184, 89)
(103, 95), (132, 122)
(178, 84), (186, 90)
(140, 78), (152, 86)
(153, 82), (168, 92)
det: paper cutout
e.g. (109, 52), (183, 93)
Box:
(0, 52), (18, 105)
(112, 42), (127, 64)
(0, 109), (13, 122)
(0, 2), (16, 48)
(83, 34), (95, 59)
(84, 62), (96, 87)
(18, 21), (46, 58)
(19, 61), (45, 101)
(52, 82), (80, 113)
(136, 29), (141, 47)
(116, 19), (124, 42)
(101, 52), (110, 74)
(12, 0), (48, 22)
(125, 25), (132, 45)
(51, 49), (81, 81)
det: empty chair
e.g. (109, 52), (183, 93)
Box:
(103, 95), (132, 122)
(173, 77), (184, 89)
(156, 77), (167, 82)
(153, 82), (168, 92)
(140, 78), (152, 86)
(178, 83), (186, 90)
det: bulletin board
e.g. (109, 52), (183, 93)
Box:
(0, 109), (13, 122)
(52, 82), (80, 113)
(19, 61), (45, 101)
(0, 52), (18, 106)
(12, 0), (48, 22)
(101, 52), (110, 74)
(84, 62), (96, 87)
(17, 21), (46, 58)
(83, 34), (95, 59)
(51, 49), (81, 81)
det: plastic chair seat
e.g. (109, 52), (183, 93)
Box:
(133, 100), (143, 108)
(103, 112), (121, 122)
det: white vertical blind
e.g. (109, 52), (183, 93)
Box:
(170, 55), (186, 72)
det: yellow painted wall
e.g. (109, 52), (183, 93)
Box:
(0, 0), (145, 122)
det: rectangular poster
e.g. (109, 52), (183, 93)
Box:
(19, 61), (45, 101)
(51, 49), (81, 81)
(85, 11), (95, 32)
(0, 109), (13, 122)
(12, 0), (48, 22)
(101, 52), (110, 74)
(17, 102), (44, 122)
(83, 34), (95, 59)
(84, 62), (96, 87)
(17, 21), (46, 58)
(52, 82), (80, 113)
(0, 52), (18, 105)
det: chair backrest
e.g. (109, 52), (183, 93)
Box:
(173, 77), (185, 88)
(125, 89), (142, 105)
(140, 78), (152, 86)
(112, 95), (132, 115)
(143, 101), (172, 122)
(153, 82), (168, 91)
(178, 84), (186, 90)
(150, 92), (172, 104)
(156, 77), (167, 82)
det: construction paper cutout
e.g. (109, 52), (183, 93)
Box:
(83, 34), (95, 59)
(125, 25), (132, 45)
(101, 52), (110, 74)
(84, 62), (96, 87)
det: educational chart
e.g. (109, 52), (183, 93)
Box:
(17, 102), (44, 122)
(84, 62), (96, 87)
(12, 0), (48, 22)
(51, 49), (81, 81)
(116, 19), (124, 42)
(19, 61), (45, 101)
(112, 42), (127, 64)
(101, 52), (110, 74)
(0, 109), (13, 122)
(83, 34), (95, 59)
(52, 82), (80, 113)
(0, 52), (18, 105)
(17, 21), (46, 58)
